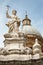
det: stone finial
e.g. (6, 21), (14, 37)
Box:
(33, 38), (42, 54)
(33, 39), (41, 49)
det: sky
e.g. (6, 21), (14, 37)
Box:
(0, 0), (43, 48)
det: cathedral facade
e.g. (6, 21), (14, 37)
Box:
(0, 7), (43, 65)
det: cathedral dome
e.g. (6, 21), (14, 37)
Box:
(21, 14), (42, 37)
(22, 25), (41, 37)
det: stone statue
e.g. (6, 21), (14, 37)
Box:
(6, 5), (20, 33)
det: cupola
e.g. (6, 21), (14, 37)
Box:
(22, 12), (31, 25)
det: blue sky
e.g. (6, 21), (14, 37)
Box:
(0, 0), (43, 47)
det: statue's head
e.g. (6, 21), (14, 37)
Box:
(12, 10), (17, 15)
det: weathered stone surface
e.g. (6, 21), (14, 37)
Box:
(0, 59), (43, 65)
(0, 7), (43, 65)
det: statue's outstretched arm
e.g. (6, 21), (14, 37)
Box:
(6, 10), (11, 18)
